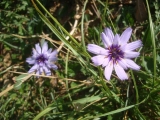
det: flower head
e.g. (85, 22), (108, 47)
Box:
(87, 27), (142, 80)
(26, 41), (58, 76)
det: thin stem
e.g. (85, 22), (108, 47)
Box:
(146, 0), (156, 86)
(65, 49), (74, 108)
(98, 67), (112, 98)
(81, 0), (88, 50)
(131, 70), (139, 103)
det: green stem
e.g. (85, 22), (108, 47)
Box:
(131, 70), (139, 104)
(146, 0), (156, 86)
(65, 49), (74, 107)
(81, 0), (88, 50)
(98, 67), (112, 98)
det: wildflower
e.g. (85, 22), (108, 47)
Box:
(26, 41), (58, 76)
(87, 27), (142, 80)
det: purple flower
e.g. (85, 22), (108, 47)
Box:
(26, 41), (58, 76)
(87, 27), (142, 80)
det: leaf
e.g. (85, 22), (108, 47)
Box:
(33, 107), (56, 120)
(84, 104), (136, 119)
(146, 0), (156, 83)
(73, 95), (102, 104)
(143, 26), (152, 48)
(14, 74), (32, 90)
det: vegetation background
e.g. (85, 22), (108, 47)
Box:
(0, 0), (160, 119)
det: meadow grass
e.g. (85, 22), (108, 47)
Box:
(0, 0), (160, 119)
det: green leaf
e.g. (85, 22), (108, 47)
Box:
(14, 74), (32, 90)
(73, 95), (102, 104)
(33, 107), (56, 120)
(146, 0), (156, 84)
(85, 104), (136, 119)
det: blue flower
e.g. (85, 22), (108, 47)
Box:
(26, 41), (58, 76)
(87, 27), (142, 80)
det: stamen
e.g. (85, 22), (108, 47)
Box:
(36, 54), (48, 64)
(107, 44), (124, 63)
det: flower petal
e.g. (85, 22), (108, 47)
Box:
(114, 64), (128, 80)
(36, 70), (40, 76)
(50, 64), (58, 70)
(91, 55), (106, 66)
(48, 48), (52, 54)
(120, 27), (132, 45)
(101, 32), (112, 47)
(39, 62), (44, 67)
(102, 57), (110, 67)
(46, 61), (58, 70)
(43, 66), (51, 75)
(28, 64), (38, 73)
(104, 61), (113, 80)
(124, 40), (142, 51)
(35, 43), (41, 54)
(125, 59), (140, 70)
(49, 57), (57, 62)
(87, 44), (108, 55)
(32, 48), (38, 58)
(42, 42), (48, 53)
(118, 59), (128, 70)
(124, 51), (140, 58)
(39, 67), (43, 74)
(26, 57), (35, 64)
(104, 28), (114, 41)
(113, 34), (120, 45)
(49, 50), (58, 61)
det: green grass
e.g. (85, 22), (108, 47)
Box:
(0, 0), (160, 119)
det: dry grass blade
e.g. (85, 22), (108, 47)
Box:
(0, 73), (32, 97)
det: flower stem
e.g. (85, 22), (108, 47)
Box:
(98, 67), (112, 98)
(130, 70), (139, 104)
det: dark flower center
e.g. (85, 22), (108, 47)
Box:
(36, 54), (48, 64)
(108, 45), (124, 63)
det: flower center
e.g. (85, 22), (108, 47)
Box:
(108, 45), (124, 63)
(36, 54), (48, 64)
